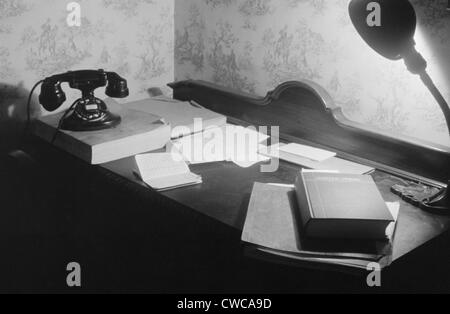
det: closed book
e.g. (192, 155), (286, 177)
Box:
(32, 108), (171, 165)
(241, 182), (398, 272)
(294, 171), (394, 240)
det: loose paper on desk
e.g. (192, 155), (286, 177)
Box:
(171, 124), (270, 167)
(259, 143), (374, 175)
(124, 97), (227, 139)
(279, 143), (336, 162)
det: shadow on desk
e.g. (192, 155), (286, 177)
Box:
(0, 82), (41, 155)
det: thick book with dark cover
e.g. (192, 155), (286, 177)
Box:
(241, 182), (398, 272)
(294, 171), (394, 240)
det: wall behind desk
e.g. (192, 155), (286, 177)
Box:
(0, 0), (174, 152)
(175, 0), (450, 148)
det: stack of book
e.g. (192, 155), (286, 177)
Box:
(241, 170), (399, 272)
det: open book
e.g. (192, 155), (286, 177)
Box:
(134, 153), (202, 191)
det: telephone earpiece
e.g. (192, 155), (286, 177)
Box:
(39, 81), (66, 112)
(105, 72), (129, 98)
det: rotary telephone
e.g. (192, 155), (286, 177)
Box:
(38, 69), (129, 131)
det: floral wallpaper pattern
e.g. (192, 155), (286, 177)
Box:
(0, 0), (174, 150)
(1, 0), (449, 152)
(175, 0), (450, 147)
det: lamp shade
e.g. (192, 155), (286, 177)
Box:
(348, 0), (417, 60)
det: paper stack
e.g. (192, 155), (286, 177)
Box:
(170, 124), (270, 168)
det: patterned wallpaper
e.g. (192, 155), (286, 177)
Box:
(0, 0), (174, 151)
(175, 0), (450, 148)
(1, 0), (449, 152)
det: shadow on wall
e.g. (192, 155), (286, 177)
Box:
(0, 82), (40, 153)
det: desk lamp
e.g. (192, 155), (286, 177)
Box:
(349, 0), (450, 213)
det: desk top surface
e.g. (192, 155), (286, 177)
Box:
(103, 79), (450, 265)
(103, 155), (450, 263)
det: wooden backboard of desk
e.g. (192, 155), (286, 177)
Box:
(23, 80), (450, 292)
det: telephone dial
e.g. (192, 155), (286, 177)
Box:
(38, 69), (129, 131)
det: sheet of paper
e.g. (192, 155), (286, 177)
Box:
(171, 126), (227, 164)
(385, 202), (400, 238)
(253, 246), (373, 270)
(231, 154), (271, 168)
(225, 124), (270, 167)
(279, 143), (336, 162)
(171, 124), (270, 167)
(124, 97), (226, 140)
(259, 144), (374, 175)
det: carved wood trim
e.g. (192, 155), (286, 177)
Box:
(169, 80), (450, 185)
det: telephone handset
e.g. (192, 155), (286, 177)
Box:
(39, 69), (129, 131)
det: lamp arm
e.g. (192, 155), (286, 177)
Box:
(402, 47), (450, 137)
(394, 47), (450, 213)
(416, 72), (450, 212)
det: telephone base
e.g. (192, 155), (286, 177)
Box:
(61, 97), (121, 131)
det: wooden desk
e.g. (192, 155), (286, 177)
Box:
(103, 154), (448, 264)
(166, 79), (450, 262)
(14, 80), (450, 292)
